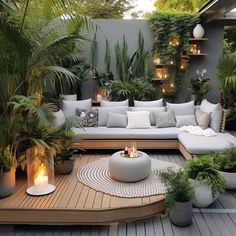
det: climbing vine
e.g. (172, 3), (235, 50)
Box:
(149, 12), (199, 97)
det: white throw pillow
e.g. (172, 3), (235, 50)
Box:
(100, 99), (129, 107)
(200, 99), (222, 132)
(166, 101), (195, 116)
(63, 99), (92, 118)
(127, 111), (151, 129)
(52, 110), (65, 127)
(134, 99), (163, 107)
(130, 107), (165, 125)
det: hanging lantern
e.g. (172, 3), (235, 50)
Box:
(169, 36), (180, 47)
(26, 147), (56, 196)
(155, 68), (168, 80)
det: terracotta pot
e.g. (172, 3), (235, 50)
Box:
(0, 168), (15, 198)
(55, 159), (74, 175)
(169, 201), (193, 226)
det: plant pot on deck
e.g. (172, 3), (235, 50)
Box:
(0, 168), (15, 198)
(169, 201), (193, 227)
(218, 170), (236, 189)
(55, 159), (74, 175)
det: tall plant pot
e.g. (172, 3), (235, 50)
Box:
(169, 201), (193, 227)
(191, 180), (216, 207)
(0, 168), (15, 198)
(218, 170), (236, 189)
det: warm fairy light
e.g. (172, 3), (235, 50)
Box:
(162, 88), (166, 94)
(170, 60), (174, 65)
(170, 83), (175, 88)
(96, 93), (102, 102)
(169, 37), (180, 47)
(180, 65), (184, 69)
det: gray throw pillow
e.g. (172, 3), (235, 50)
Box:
(75, 108), (98, 127)
(130, 107), (165, 125)
(134, 99), (163, 107)
(156, 111), (176, 128)
(107, 112), (127, 128)
(100, 99), (129, 107)
(166, 101), (195, 116)
(200, 99), (222, 132)
(97, 106), (129, 126)
(195, 109), (211, 130)
(175, 115), (197, 128)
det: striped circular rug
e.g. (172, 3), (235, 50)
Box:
(77, 158), (180, 198)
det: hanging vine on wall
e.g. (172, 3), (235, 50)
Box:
(149, 12), (199, 97)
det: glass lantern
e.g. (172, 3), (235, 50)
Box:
(26, 147), (56, 196)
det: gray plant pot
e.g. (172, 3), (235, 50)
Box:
(218, 170), (236, 189)
(169, 201), (193, 227)
(55, 159), (74, 175)
(0, 168), (15, 198)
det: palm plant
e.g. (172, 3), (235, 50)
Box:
(216, 53), (236, 107)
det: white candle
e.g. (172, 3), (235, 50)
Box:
(34, 175), (48, 190)
(97, 94), (102, 102)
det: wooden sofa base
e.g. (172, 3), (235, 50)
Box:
(72, 139), (192, 160)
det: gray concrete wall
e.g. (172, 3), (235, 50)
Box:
(81, 19), (224, 103)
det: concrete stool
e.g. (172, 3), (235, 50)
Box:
(108, 151), (151, 182)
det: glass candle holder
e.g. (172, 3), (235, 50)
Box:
(26, 147), (56, 196)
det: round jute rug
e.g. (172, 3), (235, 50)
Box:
(77, 158), (180, 198)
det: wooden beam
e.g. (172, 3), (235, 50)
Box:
(179, 143), (192, 160)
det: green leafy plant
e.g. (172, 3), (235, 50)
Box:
(189, 68), (211, 104)
(213, 147), (236, 172)
(217, 53), (236, 108)
(184, 156), (225, 197)
(160, 169), (194, 211)
(149, 12), (199, 96)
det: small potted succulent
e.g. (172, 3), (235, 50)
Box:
(184, 156), (225, 208)
(213, 147), (236, 189)
(160, 169), (194, 226)
(55, 130), (76, 175)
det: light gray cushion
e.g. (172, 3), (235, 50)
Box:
(101, 99), (129, 107)
(107, 112), (127, 128)
(97, 106), (128, 126)
(179, 132), (236, 154)
(200, 99), (223, 132)
(195, 109), (211, 130)
(130, 107), (165, 125)
(175, 115), (197, 128)
(166, 101), (195, 116)
(156, 110), (176, 128)
(134, 99), (163, 107)
(73, 127), (180, 140)
(52, 110), (65, 127)
(127, 111), (151, 129)
(63, 99), (92, 118)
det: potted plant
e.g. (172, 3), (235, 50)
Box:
(189, 69), (211, 105)
(160, 169), (194, 226)
(55, 129), (76, 175)
(213, 147), (236, 189)
(184, 156), (225, 208)
(0, 146), (16, 198)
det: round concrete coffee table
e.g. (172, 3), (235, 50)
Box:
(108, 151), (151, 182)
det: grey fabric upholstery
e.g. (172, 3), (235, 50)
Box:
(175, 115), (197, 128)
(107, 112), (127, 128)
(101, 99), (129, 107)
(73, 127), (180, 140)
(195, 109), (211, 130)
(166, 101), (195, 116)
(134, 99), (163, 107)
(178, 132), (236, 154)
(156, 110), (176, 128)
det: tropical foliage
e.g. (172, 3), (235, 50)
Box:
(110, 31), (156, 104)
(184, 156), (225, 197)
(160, 169), (194, 211)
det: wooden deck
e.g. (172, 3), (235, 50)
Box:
(0, 152), (184, 225)
(2, 151), (236, 235)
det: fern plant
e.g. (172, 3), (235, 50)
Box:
(184, 156), (225, 197)
(160, 169), (194, 211)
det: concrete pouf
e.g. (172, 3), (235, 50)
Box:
(108, 151), (151, 182)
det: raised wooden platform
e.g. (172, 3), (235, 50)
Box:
(0, 154), (166, 225)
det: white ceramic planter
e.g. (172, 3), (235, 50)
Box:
(193, 24), (205, 38)
(190, 179), (216, 208)
(218, 170), (236, 189)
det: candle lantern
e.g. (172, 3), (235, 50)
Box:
(26, 147), (56, 196)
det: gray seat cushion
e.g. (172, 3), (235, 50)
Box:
(178, 132), (236, 154)
(73, 127), (180, 140)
